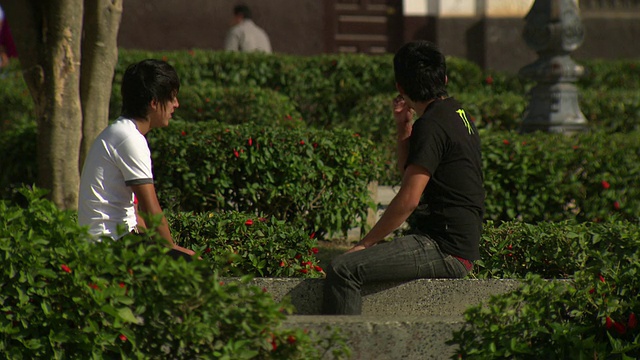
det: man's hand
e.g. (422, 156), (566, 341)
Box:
(393, 95), (414, 134)
(345, 244), (367, 254)
(172, 244), (196, 256)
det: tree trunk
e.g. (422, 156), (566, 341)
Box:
(79, 0), (123, 169)
(5, 0), (123, 210)
(5, 1), (84, 210)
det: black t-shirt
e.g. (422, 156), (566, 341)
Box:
(406, 97), (484, 260)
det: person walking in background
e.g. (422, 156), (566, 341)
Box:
(224, 4), (272, 53)
(323, 41), (485, 315)
(0, 5), (18, 69)
(78, 59), (195, 261)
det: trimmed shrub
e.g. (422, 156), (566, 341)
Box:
(148, 120), (381, 237)
(168, 211), (325, 278)
(0, 187), (349, 359)
(0, 121), (37, 200)
(475, 220), (639, 279)
(450, 220), (640, 359)
(175, 84), (304, 128)
(0, 69), (35, 132)
(481, 130), (640, 224)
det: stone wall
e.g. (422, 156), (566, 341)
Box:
(117, 0), (640, 73)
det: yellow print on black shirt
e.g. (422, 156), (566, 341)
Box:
(456, 109), (474, 135)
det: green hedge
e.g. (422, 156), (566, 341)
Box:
(4, 51), (639, 134)
(0, 187), (348, 359)
(175, 84), (304, 128)
(2, 124), (637, 227)
(147, 120), (381, 237)
(168, 211), (325, 278)
(450, 220), (640, 359)
(481, 130), (639, 224)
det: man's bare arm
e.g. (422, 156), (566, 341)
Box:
(348, 164), (430, 253)
(130, 183), (195, 256)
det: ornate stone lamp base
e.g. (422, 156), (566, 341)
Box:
(519, 0), (588, 134)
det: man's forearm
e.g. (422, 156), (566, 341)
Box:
(358, 193), (415, 248)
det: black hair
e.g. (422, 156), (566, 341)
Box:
(120, 59), (180, 119)
(393, 41), (448, 102)
(233, 4), (252, 19)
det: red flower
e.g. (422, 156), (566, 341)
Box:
(279, 260), (285, 267)
(299, 140), (305, 145)
(502, 139), (510, 145)
(295, 254), (302, 259)
(233, 149), (240, 158)
(61, 264), (72, 273)
(270, 334), (278, 351)
(588, 288), (595, 294)
(204, 247), (212, 254)
(312, 142), (318, 149)
(485, 76), (494, 85)
(300, 269), (308, 274)
(258, 217), (267, 222)
(119, 282), (126, 288)
(287, 335), (296, 344)
(613, 201), (620, 210)
(180, 131), (186, 136)
(262, 287), (268, 292)
(309, 232), (316, 239)
(245, 219), (253, 226)
(311, 247), (319, 254)
(506, 244), (513, 250)
(629, 313), (637, 329)
(614, 321), (627, 335)
(601, 180), (610, 189)
(89, 283), (99, 290)
(119, 334), (128, 341)
(248, 137), (253, 146)
(314, 266), (323, 272)
(599, 274), (606, 283)
(606, 316), (614, 329)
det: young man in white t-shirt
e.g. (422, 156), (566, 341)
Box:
(78, 59), (195, 259)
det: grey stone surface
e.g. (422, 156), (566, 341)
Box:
(222, 278), (528, 359)
(283, 315), (464, 360)
(238, 278), (523, 316)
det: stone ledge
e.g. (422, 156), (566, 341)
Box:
(283, 315), (464, 360)
(229, 278), (524, 316)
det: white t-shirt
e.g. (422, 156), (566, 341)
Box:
(78, 117), (154, 239)
(224, 19), (272, 53)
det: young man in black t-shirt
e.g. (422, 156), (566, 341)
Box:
(323, 41), (484, 315)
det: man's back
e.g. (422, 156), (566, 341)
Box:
(78, 117), (152, 239)
(225, 19), (272, 53)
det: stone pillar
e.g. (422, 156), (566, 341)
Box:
(519, 0), (588, 134)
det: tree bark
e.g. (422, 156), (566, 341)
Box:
(79, 0), (123, 169)
(4, 0), (123, 210)
(5, 1), (84, 210)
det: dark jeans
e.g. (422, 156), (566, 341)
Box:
(322, 234), (469, 315)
